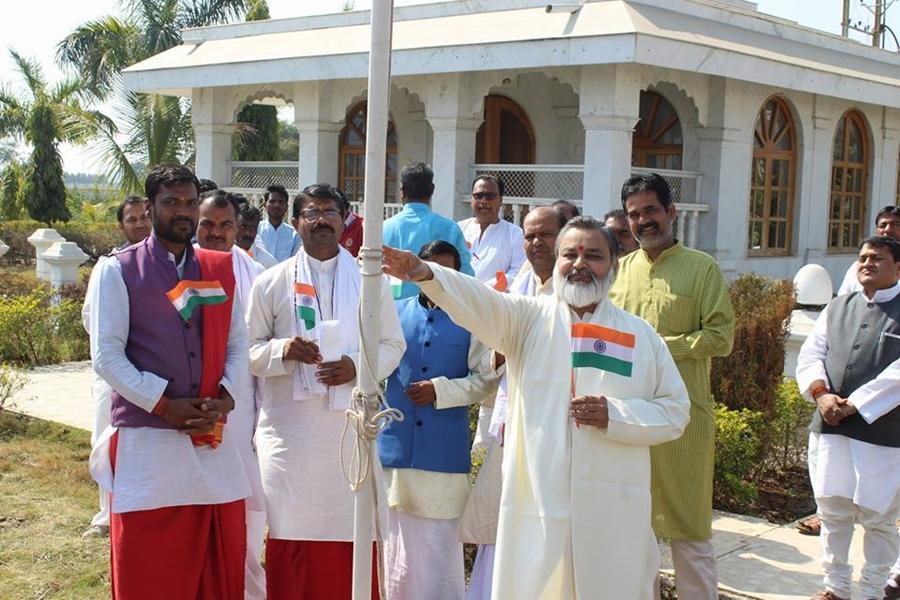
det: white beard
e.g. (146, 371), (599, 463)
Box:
(554, 268), (615, 310)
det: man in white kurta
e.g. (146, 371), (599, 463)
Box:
(462, 206), (564, 600)
(797, 236), (900, 600)
(458, 175), (526, 291)
(246, 183), (405, 599)
(80, 195), (150, 539)
(196, 190), (268, 600)
(384, 216), (690, 599)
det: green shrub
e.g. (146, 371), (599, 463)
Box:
(764, 379), (814, 475)
(713, 404), (763, 511)
(712, 274), (795, 416)
(0, 286), (88, 366)
(0, 220), (122, 264)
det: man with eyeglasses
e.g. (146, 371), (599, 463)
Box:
(246, 183), (405, 599)
(838, 206), (900, 295)
(458, 175), (526, 292)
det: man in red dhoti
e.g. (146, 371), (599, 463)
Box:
(87, 164), (252, 600)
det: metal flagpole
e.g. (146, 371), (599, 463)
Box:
(352, 0), (394, 598)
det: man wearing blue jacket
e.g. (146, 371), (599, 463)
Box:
(378, 240), (496, 600)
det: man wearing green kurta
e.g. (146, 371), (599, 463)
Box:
(610, 173), (735, 599)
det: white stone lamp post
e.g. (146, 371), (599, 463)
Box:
(43, 241), (88, 288)
(27, 228), (65, 281)
(784, 264), (833, 377)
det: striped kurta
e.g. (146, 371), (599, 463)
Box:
(609, 242), (735, 541)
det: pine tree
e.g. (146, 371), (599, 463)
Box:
(23, 102), (70, 225)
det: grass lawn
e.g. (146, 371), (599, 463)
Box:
(0, 410), (108, 599)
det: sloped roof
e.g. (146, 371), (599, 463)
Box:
(122, 0), (900, 108)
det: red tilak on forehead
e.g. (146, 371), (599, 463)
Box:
(578, 245), (584, 251)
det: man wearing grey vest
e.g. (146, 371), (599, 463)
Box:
(797, 236), (900, 600)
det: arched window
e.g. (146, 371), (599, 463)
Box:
(747, 97), (797, 256)
(895, 151), (899, 206)
(338, 101), (398, 205)
(828, 110), (869, 252)
(632, 90), (683, 170)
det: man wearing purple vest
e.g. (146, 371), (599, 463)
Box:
(86, 164), (252, 600)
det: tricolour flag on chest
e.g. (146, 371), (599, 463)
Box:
(571, 322), (635, 377)
(389, 276), (403, 299)
(166, 280), (227, 321)
(294, 282), (317, 330)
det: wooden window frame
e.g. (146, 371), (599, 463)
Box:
(828, 110), (870, 254)
(338, 101), (398, 205)
(747, 96), (797, 257)
(632, 90), (684, 170)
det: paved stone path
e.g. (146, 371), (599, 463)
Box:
(8, 362), (876, 599)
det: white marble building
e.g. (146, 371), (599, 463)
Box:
(122, 0), (900, 283)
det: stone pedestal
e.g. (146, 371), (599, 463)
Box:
(27, 229), (65, 281)
(0, 238), (8, 259)
(43, 241), (88, 288)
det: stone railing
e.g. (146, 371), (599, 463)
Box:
(24, 229), (88, 286)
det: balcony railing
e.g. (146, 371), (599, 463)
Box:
(229, 161), (300, 190)
(469, 164), (708, 248)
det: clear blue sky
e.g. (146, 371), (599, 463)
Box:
(1, 0), (897, 174)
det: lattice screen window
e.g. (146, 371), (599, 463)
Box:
(828, 110), (869, 253)
(338, 102), (398, 205)
(748, 97), (796, 256)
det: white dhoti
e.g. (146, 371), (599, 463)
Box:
(245, 507), (267, 600)
(385, 509), (465, 600)
(465, 544), (496, 600)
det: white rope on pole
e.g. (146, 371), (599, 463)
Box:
(348, 1), (394, 599)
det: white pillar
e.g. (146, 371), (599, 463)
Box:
(427, 117), (480, 220)
(580, 115), (637, 217)
(797, 114), (835, 262)
(875, 123), (899, 223)
(296, 121), (343, 187)
(43, 241), (88, 288)
(577, 65), (640, 218)
(192, 88), (236, 187)
(0, 238), (8, 259)
(27, 228), (65, 281)
(424, 73), (480, 221)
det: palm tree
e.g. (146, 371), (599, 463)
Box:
(56, 0), (249, 191)
(0, 50), (106, 225)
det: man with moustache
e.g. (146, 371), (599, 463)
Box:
(462, 206), (566, 600)
(797, 236), (900, 600)
(81, 195), (151, 539)
(246, 183), (405, 599)
(236, 202), (278, 270)
(458, 175), (526, 291)
(257, 184), (301, 262)
(383, 216), (690, 599)
(195, 189), (268, 600)
(604, 208), (639, 256)
(86, 164), (252, 599)
(610, 173), (735, 600)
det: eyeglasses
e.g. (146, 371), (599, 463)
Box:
(472, 192), (499, 201)
(300, 209), (341, 222)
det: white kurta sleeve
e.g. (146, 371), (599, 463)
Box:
(848, 355), (900, 423)
(349, 278), (406, 382)
(81, 256), (107, 333)
(89, 259), (168, 412)
(417, 264), (537, 357)
(219, 293), (252, 406)
(795, 305), (830, 401)
(433, 337), (499, 410)
(604, 332), (691, 446)
(837, 262), (859, 296)
(247, 274), (296, 378)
